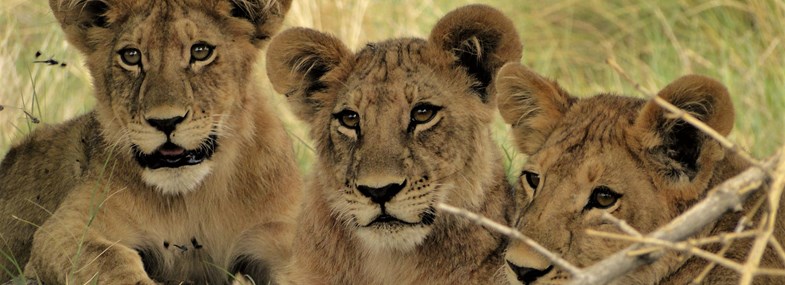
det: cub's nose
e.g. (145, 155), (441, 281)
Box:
(146, 115), (186, 135)
(507, 260), (553, 284)
(357, 180), (406, 204)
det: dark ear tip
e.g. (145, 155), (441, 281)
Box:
(496, 63), (527, 97)
(267, 27), (317, 56)
(497, 63), (539, 84)
(268, 28), (348, 62)
(269, 27), (328, 46)
(668, 74), (730, 95)
(659, 74), (732, 113)
(49, 0), (110, 28)
(266, 27), (349, 96)
(498, 62), (524, 77)
(272, 27), (319, 39)
(495, 63), (537, 123)
(428, 3), (521, 55)
(496, 63), (552, 96)
(435, 4), (514, 29)
(644, 74), (735, 136)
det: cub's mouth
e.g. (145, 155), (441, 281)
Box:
(365, 209), (436, 227)
(133, 135), (218, 169)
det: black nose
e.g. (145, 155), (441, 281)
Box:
(146, 115), (186, 135)
(357, 180), (406, 204)
(507, 261), (553, 284)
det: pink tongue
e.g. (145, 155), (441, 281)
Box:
(159, 147), (185, 156)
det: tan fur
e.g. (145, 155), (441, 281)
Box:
(0, 0), (300, 284)
(497, 63), (785, 284)
(266, 4), (521, 284)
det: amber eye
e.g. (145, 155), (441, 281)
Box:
(410, 104), (441, 124)
(336, 110), (360, 130)
(522, 171), (540, 190)
(190, 43), (214, 62)
(119, 48), (142, 66)
(586, 186), (622, 209)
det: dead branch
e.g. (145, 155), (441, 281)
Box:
(438, 153), (778, 285)
(739, 147), (785, 284)
(435, 203), (583, 276)
(568, 154), (779, 285)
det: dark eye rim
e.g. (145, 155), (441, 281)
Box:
(522, 170), (540, 190)
(585, 186), (622, 210)
(410, 103), (442, 124)
(118, 48), (142, 66)
(190, 42), (215, 62)
(334, 109), (360, 130)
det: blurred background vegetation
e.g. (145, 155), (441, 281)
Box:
(1, 0), (783, 175)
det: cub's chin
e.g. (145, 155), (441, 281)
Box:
(353, 212), (437, 252)
(141, 162), (213, 195)
(355, 225), (432, 252)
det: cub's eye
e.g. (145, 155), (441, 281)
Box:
(119, 48), (142, 66)
(586, 186), (622, 210)
(410, 104), (441, 124)
(336, 110), (360, 130)
(190, 43), (214, 62)
(522, 171), (540, 190)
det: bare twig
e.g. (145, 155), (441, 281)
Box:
(602, 213), (642, 237)
(694, 192), (769, 283)
(739, 148), (785, 284)
(692, 241), (732, 284)
(568, 155), (778, 285)
(438, 152), (778, 284)
(586, 229), (758, 272)
(769, 237), (785, 265)
(436, 203), (583, 276)
(606, 57), (761, 167)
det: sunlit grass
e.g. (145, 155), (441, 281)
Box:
(0, 0), (92, 157)
(3, 0), (782, 163)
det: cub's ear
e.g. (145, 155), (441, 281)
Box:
(635, 75), (734, 186)
(49, 0), (116, 53)
(427, 4), (522, 103)
(266, 28), (351, 123)
(496, 63), (573, 155)
(223, 0), (292, 47)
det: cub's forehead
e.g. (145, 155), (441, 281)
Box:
(350, 39), (430, 83)
(535, 95), (646, 169)
(340, 39), (446, 107)
(551, 95), (644, 147)
(115, 2), (222, 41)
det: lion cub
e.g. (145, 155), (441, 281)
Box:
(497, 63), (785, 284)
(0, 0), (300, 284)
(265, 4), (521, 284)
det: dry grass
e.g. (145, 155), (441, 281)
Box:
(2, 0), (783, 167)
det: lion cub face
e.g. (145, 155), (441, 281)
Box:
(496, 63), (735, 284)
(267, 5), (521, 251)
(50, 0), (289, 194)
